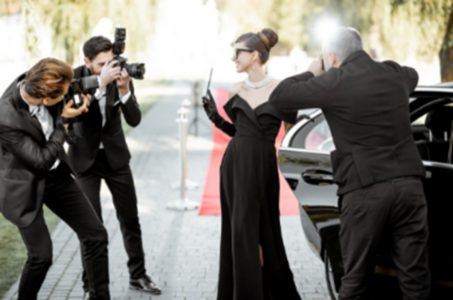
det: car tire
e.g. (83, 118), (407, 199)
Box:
(325, 251), (339, 300)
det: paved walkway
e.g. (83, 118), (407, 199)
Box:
(2, 81), (329, 300)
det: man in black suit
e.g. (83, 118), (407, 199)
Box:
(0, 58), (110, 300)
(68, 36), (160, 295)
(270, 28), (430, 299)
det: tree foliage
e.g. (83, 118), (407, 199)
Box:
(21, 0), (158, 66)
(387, 0), (453, 80)
(5, 0), (453, 80)
(0, 0), (20, 15)
(215, 0), (453, 81)
(215, 0), (306, 53)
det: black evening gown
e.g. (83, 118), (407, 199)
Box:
(217, 94), (301, 300)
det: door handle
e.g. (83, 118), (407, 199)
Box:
(302, 170), (334, 185)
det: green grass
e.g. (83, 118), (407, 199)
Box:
(0, 79), (171, 298)
(0, 207), (60, 298)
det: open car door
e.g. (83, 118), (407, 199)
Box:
(279, 88), (453, 299)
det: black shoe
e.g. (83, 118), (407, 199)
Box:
(130, 275), (162, 295)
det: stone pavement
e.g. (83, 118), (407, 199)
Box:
(2, 81), (329, 300)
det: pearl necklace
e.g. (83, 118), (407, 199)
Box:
(245, 76), (273, 89)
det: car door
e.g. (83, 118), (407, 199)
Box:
(279, 89), (453, 299)
(278, 109), (340, 260)
(408, 89), (453, 298)
(279, 109), (343, 295)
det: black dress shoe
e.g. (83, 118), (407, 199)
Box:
(130, 275), (162, 295)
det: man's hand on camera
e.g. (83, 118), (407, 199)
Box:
(99, 60), (121, 93)
(308, 54), (325, 77)
(116, 69), (131, 97)
(61, 94), (91, 128)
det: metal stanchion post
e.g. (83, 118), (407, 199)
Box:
(189, 80), (210, 136)
(167, 99), (199, 211)
(170, 99), (199, 190)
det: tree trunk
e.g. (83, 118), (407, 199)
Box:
(440, 6), (453, 82)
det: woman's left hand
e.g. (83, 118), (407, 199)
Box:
(202, 89), (219, 122)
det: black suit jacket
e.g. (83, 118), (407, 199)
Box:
(0, 73), (73, 227)
(269, 50), (425, 195)
(68, 65), (141, 174)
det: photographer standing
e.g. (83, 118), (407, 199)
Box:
(0, 58), (110, 300)
(69, 36), (161, 296)
(269, 28), (430, 299)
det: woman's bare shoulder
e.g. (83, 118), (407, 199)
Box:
(228, 81), (243, 99)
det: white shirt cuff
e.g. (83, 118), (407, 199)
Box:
(94, 87), (106, 100)
(119, 91), (131, 104)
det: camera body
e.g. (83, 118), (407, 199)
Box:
(64, 75), (99, 108)
(111, 27), (146, 80)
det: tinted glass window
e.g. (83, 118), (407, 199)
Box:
(410, 101), (453, 163)
(306, 121), (333, 151)
(413, 114), (427, 126)
(290, 114), (335, 151)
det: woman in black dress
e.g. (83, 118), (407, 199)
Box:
(202, 29), (302, 300)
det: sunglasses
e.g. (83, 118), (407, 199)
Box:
(234, 48), (255, 59)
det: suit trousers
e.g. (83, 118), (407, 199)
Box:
(338, 177), (430, 300)
(17, 163), (110, 300)
(76, 149), (146, 290)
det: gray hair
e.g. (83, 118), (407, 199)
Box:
(323, 27), (363, 61)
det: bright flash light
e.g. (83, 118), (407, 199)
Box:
(315, 18), (339, 43)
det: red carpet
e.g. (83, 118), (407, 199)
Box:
(199, 89), (299, 216)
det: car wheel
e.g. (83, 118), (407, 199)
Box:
(325, 251), (339, 300)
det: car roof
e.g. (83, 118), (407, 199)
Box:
(297, 83), (453, 116)
(413, 82), (453, 94)
(411, 84), (453, 99)
(432, 81), (453, 88)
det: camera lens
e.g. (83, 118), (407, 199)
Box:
(125, 63), (146, 80)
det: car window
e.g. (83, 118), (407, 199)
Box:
(413, 114), (427, 125)
(410, 99), (453, 125)
(290, 115), (335, 151)
(306, 121), (334, 151)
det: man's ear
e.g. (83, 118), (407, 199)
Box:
(329, 52), (337, 67)
(330, 52), (343, 67)
(83, 57), (91, 69)
(41, 97), (50, 106)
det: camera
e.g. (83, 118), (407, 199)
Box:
(111, 27), (146, 80)
(64, 75), (99, 107)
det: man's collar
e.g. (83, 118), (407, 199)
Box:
(83, 65), (92, 76)
(340, 50), (368, 67)
(17, 81), (40, 116)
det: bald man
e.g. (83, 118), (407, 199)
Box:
(270, 27), (430, 300)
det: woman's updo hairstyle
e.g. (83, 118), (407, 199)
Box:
(235, 28), (278, 64)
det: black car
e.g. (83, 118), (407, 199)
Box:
(278, 85), (453, 299)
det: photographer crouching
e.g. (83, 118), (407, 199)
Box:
(69, 33), (161, 296)
(0, 58), (110, 300)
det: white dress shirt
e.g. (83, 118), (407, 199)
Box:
(94, 84), (131, 149)
(19, 82), (60, 170)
